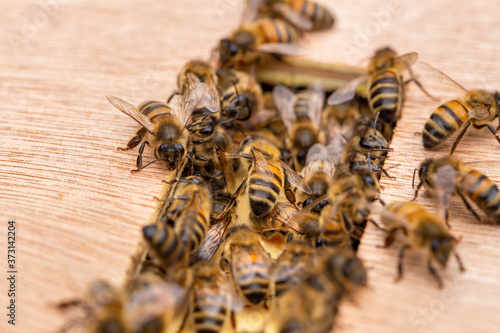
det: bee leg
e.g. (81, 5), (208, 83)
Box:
(427, 259), (444, 289)
(449, 122), (471, 155)
(405, 78), (437, 101)
(457, 190), (481, 222)
(455, 252), (466, 272)
(395, 244), (410, 282)
(211, 178), (248, 221)
(474, 123), (500, 145)
(285, 187), (298, 208)
(130, 141), (150, 172)
(167, 91), (181, 103)
(118, 127), (147, 151)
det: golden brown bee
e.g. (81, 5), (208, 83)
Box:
(142, 176), (212, 270)
(258, 0), (335, 31)
(297, 143), (337, 213)
(107, 75), (210, 171)
(414, 156), (500, 224)
(177, 60), (221, 140)
(271, 240), (314, 297)
(221, 228), (273, 305)
(218, 68), (263, 127)
(328, 47), (432, 125)
(328, 170), (380, 251)
(273, 84), (324, 171)
(187, 261), (238, 333)
(419, 63), (500, 154)
(235, 133), (312, 217)
(334, 126), (390, 179)
(380, 201), (465, 288)
(217, 17), (301, 69)
(318, 204), (352, 250)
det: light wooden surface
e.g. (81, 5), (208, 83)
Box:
(1, 1), (500, 332)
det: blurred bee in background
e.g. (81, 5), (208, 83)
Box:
(217, 0), (302, 69)
(317, 198), (352, 250)
(273, 84), (324, 171)
(328, 47), (433, 125)
(380, 201), (465, 288)
(257, 0), (335, 31)
(414, 156), (500, 224)
(142, 176), (212, 273)
(234, 133), (312, 217)
(186, 261), (240, 333)
(221, 228), (273, 306)
(272, 240), (314, 297)
(297, 143), (337, 214)
(107, 75), (210, 171)
(418, 63), (500, 154)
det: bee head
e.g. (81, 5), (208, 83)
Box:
(418, 158), (433, 183)
(431, 236), (454, 267)
(360, 129), (389, 150)
(370, 46), (397, 71)
(224, 93), (252, 120)
(157, 144), (185, 170)
(218, 38), (239, 67)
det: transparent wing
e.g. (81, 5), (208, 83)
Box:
(394, 52), (419, 71)
(273, 84), (297, 135)
(414, 61), (468, 94)
(280, 160), (312, 194)
(272, 202), (301, 232)
(201, 76), (220, 113)
(256, 43), (306, 56)
(305, 81), (325, 131)
(170, 75), (210, 129)
(327, 75), (368, 105)
(242, 0), (264, 24)
(251, 148), (274, 176)
(127, 282), (186, 330)
(303, 143), (329, 180)
(272, 3), (313, 30)
(106, 95), (155, 134)
(432, 164), (459, 220)
(196, 218), (231, 261)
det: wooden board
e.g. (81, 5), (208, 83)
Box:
(1, 1), (500, 332)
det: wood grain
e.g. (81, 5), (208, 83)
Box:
(1, 1), (499, 332)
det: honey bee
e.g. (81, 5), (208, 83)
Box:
(328, 47), (433, 125)
(380, 201), (465, 288)
(273, 84), (324, 171)
(317, 203), (352, 250)
(177, 60), (221, 140)
(107, 75), (210, 171)
(142, 176), (212, 270)
(414, 156), (500, 224)
(418, 63), (500, 154)
(217, 13), (301, 69)
(334, 125), (391, 179)
(218, 68), (264, 128)
(187, 261), (239, 333)
(221, 228), (272, 305)
(235, 133), (312, 217)
(297, 143), (337, 213)
(328, 170), (381, 251)
(258, 0), (335, 31)
(272, 240), (314, 297)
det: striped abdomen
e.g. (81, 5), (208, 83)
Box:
(253, 18), (300, 44)
(192, 286), (229, 333)
(142, 224), (186, 268)
(459, 169), (500, 223)
(180, 208), (208, 252)
(294, 90), (317, 119)
(368, 70), (402, 124)
(138, 100), (174, 124)
(284, 0), (334, 30)
(248, 163), (283, 216)
(234, 253), (271, 304)
(422, 100), (468, 148)
(319, 208), (351, 249)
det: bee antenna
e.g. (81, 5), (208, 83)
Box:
(412, 168), (418, 189)
(373, 112), (380, 133)
(232, 80), (240, 100)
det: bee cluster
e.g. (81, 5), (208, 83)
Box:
(59, 0), (500, 332)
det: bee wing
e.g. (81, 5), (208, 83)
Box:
(327, 75), (368, 105)
(305, 81), (325, 131)
(273, 85), (297, 135)
(242, 0), (264, 24)
(413, 61), (468, 94)
(196, 218), (231, 261)
(106, 95), (155, 134)
(272, 3), (313, 30)
(251, 148), (275, 176)
(127, 282), (187, 330)
(303, 143), (328, 180)
(256, 43), (306, 56)
(432, 164), (460, 220)
(272, 202), (301, 232)
(202, 77), (221, 113)
(170, 77), (210, 129)
(394, 52), (419, 70)
(280, 160), (312, 194)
